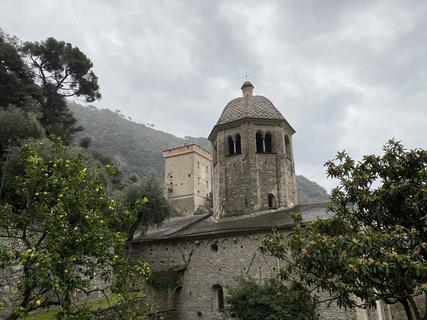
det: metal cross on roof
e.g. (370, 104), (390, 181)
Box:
(243, 72), (250, 81)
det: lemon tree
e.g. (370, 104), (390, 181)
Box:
(0, 141), (150, 319)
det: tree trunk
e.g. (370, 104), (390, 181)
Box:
(409, 297), (422, 320)
(424, 295), (427, 320)
(401, 299), (415, 320)
(19, 263), (33, 309)
(63, 290), (72, 313)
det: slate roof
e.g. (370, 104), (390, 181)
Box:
(216, 95), (285, 125)
(133, 214), (208, 240)
(134, 202), (330, 242)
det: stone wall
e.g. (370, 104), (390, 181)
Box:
(0, 236), (23, 311)
(0, 261), (21, 310)
(133, 231), (360, 320)
(212, 121), (297, 219)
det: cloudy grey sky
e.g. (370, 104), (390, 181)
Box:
(1, 0), (426, 190)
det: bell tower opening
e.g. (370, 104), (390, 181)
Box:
(256, 131), (264, 153)
(235, 134), (242, 154)
(228, 136), (235, 156)
(265, 132), (273, 153)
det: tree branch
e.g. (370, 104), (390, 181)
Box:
(401, 299), (415, 320)
(409, 296), (422, 320)
(55, 66), (71, 90)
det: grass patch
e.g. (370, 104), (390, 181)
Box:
(22, 294), (123, 320)
(22, 309), (57, 320)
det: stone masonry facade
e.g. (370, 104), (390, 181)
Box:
(211, 122), (297, 219)
(164, 144), (212, 216)
(135, 227), (424, 320)
(134, 231), (359, 320)
(0, 237), (22, 310)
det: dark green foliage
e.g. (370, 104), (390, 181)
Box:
(207, 192), (213, 208)
(21, 37), (101, 142)
(89, 297), (153, 320)
(325, 140), (427, 238)
(262, 140), (427, 320)
(90, 151), (114, 166)
(0, 31), (41, 109)
(1, 31), (101, 144)
(147, 271), (183, 290)
(4, 138), (102, 182)
(40, 84), (83, 143)
(226, 277), (319, 320)
(0, 108), (44, 156)
(22, 37), (100, 101)
(121, 177), (171, 244)
(128, 174), (138, 183)
(79, 137), (92, 149)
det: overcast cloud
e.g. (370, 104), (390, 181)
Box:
(1, 0), (426, 190)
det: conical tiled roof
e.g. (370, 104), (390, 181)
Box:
(216, 95), (284, 125)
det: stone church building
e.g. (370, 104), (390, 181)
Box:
(132, 82), (408, 320)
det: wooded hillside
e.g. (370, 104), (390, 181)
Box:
(71, 103), (329, 204)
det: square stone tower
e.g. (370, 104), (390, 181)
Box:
(163, 144), (212, 215)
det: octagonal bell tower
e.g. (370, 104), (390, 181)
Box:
(208, 81), (297, 220)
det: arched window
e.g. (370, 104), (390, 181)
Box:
(235, 134), (242, 154)
(175, 286), (183, 295)
(175, 286), (184, 313)
(218, 287), (224, 310)
(285, 135), (291, 159)
(210, 243), (218, 252)
(265, 132), (273, 153)
(268, 193), (275, 208)
(228, 136), (235, 156)
(212, 284), (224, 312)
(213, 144), (217, 163)
(256, 131), (264, 153)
